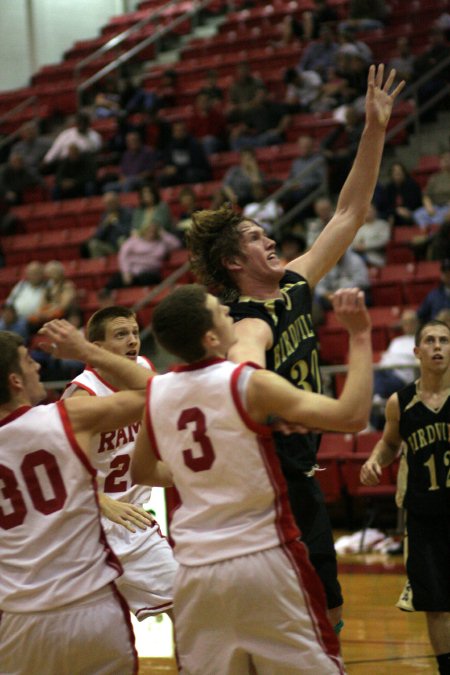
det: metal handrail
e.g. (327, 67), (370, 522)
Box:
(74, 0), (183, 77)
(0, 95), (39, 152)
(76, 0), (218, 108)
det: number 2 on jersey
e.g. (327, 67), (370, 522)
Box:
(178, 407), (215, 472)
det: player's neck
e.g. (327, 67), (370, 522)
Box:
(94, 366), (124, 390)
(0, 395), (30, 421)
(238, 277), (282, 301)
(417, 370), (450, 396)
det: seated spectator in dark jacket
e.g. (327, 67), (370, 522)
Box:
(339, 0), (388, 33)
(11, 121), (51, 174)
(230, 86), (291, 152)
(383, 162), (423, 226)
(227, 61), (264, 121)
(0, 153), (41, 205)
(83, 191), (133, 258)
(298, 25), (339, 82)
(417, 258), (450, 323)
(131, 183), (173, 235)
(387, 36), (416, 86)
(283, 135), (327, 214)
(321, 103), (364, 193)
(103, 132), (158, 193)
(213, 149), (265, 209)
(174, 186), (199, 241)
(53, 144), (97, 200)
(104, 221), (180, 290)
(200, 68), (224, 103)
(414, 28), (450, 118)
(187, 92), (227, 155)
(159, 121), (211, 187)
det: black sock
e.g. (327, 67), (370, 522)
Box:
(437, 652), (450, 675)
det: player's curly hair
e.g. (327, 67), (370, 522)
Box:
(186, 205), (243, 301)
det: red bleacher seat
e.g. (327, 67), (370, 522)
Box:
(318, 433), (355, 456)
(403, 279), (436, 305)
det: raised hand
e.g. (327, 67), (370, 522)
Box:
(331, 288), (371, 335)
(365, 64), (406, 129)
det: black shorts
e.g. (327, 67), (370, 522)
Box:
(286, 473), (343, 610)
(405, 510), (450, 612)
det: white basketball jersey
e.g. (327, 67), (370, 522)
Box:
(64, 355), (153, 506)
(0, 402), (121, 612)
(146, 358), (300, 566)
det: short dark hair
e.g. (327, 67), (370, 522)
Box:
(152, 284), (214, 363)
(139, 182), (161, 205)
(0, 331), (24, 405)
(415, 319), (450, 346)
(186, 205), (243, 300)
(87, 306), (137, 342)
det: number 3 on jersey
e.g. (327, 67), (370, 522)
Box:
(178, 407), (216, 472)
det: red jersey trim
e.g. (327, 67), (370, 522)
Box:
(172, 356), (225, 372)
(281, 540), (343, 672)
(139, 355), (156, 371)
(66, 381), (97, 396)
(145, 377), (161, 460)
(83, 365), (118, 392)
(230, 362), (271, 436)
(0, 405), (31, 427)
(56, 400), (96, 477)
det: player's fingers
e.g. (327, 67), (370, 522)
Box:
(375, 63), (384, 88)
(383, 68), (396, 92)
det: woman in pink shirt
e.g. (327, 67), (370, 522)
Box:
(105, 221), (180, 290)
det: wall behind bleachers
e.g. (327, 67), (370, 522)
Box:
(0, 0), (140, 92)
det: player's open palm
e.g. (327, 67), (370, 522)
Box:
(365, 64), (405, 129)
(332, 288), (371, 335)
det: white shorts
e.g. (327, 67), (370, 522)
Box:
(174, 542), (345, 675)
(103, 517), (178, 620)
(0, 584), (137, 675)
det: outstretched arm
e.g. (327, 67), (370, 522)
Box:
(246, 289), (373, 433)
(360, 394), (403, 485)
(39, 319), (154, 389)
(287, 65), (405, 286)
(131, 415), (173, 488)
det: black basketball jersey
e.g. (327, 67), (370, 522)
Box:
(229, 270), (321, 474)
(398, 381), (450, 516)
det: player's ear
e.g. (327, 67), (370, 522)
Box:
(202, 329), (219, 350)
(222, 255), (244, 272)
(8, 371), (23, 393)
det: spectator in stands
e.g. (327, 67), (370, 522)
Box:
(93, 77), (121, 119)
(387, 36), (416, 86)
(339, 0), (388, 33)
(200, 68), (224, 103)
(283, 135), (327, 213)
(28, 260), (77, 328)
(104, 221), (180, 290)
(214, 149), (264, 208)
(227, 61), (264, 120)
(0, 303), (29, 341)
(334, 43), (371, 104)
(413, 151), (450, 228)
(321, 103), (364, 193)
(304, 195), (335, 247)
(53, 144), (97, 200)
(300, 0), (339, 40)
(174, 186), (199, 241)
(229, 85), (291, 152)
(338, 28), (373, 65)
(242, 183), (283, 235)
(271, 15), (303, 47)
(370, 308), (419, 429)
(131, 183), (173, 235)
(157, 69), (179, 109)
(417, 258), (450, 323)
(298, 25), (339, 82)
(103, 131), (158, 193)
(159, 121), (211, 187)
(187, 91), (227, 155)
(83, 191), (133, 258)
(0, 152), (41, 205)
(6, 261), (47, 320)
(383, 161), (423, 226)
(283, 68), (334, 114)
(423, 219), (450, 261)
(313, 248), (370, 321)
(436, 307), (450, 328)
(278, 230), (307, 265)
(414, 27), (450, 120)
(351, 202), (391, 267)
(140, 109), (172, 152)
(44, 112), (102, 165)
(11, 121), (51, 173)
